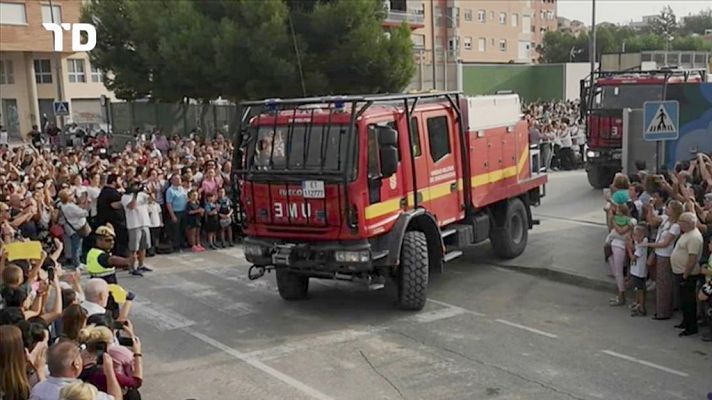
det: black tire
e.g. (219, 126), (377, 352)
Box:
(490, 198), (528, 259)
(397, 231), (429, 311)
(586, 166), (613, 189)
(276, 269), (309, 301)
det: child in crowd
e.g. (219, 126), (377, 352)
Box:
(204, 192), (220, 249)
(186, 190), (205, 252)
(606, 203), (635, 306)
(628, 224), (649, 316)
(218, 187), (234, 248)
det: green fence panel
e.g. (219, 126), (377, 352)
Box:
(462, 64), (565, 103)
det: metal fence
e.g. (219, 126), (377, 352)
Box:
(109, 102), (238, 138)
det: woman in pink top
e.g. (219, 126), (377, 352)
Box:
(199, 167), (222, 198)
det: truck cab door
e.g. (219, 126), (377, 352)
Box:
(365, 119), (407, 226)
(421, 110), (464, 226)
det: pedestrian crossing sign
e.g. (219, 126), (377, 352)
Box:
(53, 101), (70, 116)
(643, 100), (679, 141)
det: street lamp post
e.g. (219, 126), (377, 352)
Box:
(443, 8), (459, 91)
(589, 0), (596, 98)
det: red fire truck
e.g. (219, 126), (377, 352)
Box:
(234, 92), (547, 310)
(580, 68), (706, 188)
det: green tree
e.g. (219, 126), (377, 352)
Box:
(649, 5), (678, 36)
(679, 9), (712, 35)
(83, 0), (415, 101)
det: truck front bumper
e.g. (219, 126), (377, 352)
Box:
(243, 237), (376, 273)
(585, 148), (622, 170)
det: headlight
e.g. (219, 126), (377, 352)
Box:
(587, 150), (600, 158)
(244, 244), (264, 257)
(334, 250), (370, 263)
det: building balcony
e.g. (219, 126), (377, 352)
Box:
(382, 9), (425, 29)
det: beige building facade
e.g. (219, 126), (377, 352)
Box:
(0, 0), (114, 139)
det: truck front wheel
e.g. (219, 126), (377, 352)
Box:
(397, 231), (429, 311)
(587, 166), (613, 189)
(276, 269), (309, 301)
(490, 198), (528, 259)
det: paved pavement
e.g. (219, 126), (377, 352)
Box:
(113, 170), (711, 400)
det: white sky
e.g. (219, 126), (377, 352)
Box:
(557, 0), (712, 25)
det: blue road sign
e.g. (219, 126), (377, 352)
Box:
(53, 101), (70, 116)
(643, 100), (679, 141)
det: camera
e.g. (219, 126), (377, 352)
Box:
(95, 342), (107, 365)
(46, 266), (54, 281)
(113, 320), (127, 330)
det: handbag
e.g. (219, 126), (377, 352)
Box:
(59, 205), (92, 238)
(49, 223), (65, 238)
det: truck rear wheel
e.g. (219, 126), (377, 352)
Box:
(276, 269), (309, 301)
(490, 198), (528, 259)
(397, 231), (429, 311)
(587, 166), (612, 189)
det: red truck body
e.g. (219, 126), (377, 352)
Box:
(235, 92), (546, 310)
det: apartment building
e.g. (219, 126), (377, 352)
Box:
(0, 0), (113, 139)
(383, 0), (557, 66)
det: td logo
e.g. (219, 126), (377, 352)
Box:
(42, 23), (96, 52)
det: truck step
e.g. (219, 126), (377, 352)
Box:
(443, 250), (463, 263)
(441, 228), (457, 239)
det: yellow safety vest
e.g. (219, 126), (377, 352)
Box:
(86, 248), (115, 277)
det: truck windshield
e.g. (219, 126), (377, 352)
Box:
(246, 124), (353, 172)
(598, 85), (663, 109)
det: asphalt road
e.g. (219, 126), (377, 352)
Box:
(119, 171), (711, 400)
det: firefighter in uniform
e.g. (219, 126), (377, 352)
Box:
(87, 224), (133, 317)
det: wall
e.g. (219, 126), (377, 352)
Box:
(461, 63), (564, 102)
(0, 0), (76, 53)
(563, 62), (592, 101)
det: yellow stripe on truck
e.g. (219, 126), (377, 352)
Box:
(364, 148), (529, 220)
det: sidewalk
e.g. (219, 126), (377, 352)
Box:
(472, 216), (617, 293)
(461, 170), (618, 293)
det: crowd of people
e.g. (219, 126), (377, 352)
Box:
(524, 99), (586, 172)
(603, 154), (712, 341)
(1, 128), (238, 399)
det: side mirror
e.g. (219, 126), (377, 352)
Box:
(376, 126), (398, 147)
(379, 146), (398, 178)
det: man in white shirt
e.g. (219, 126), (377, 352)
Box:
(122, 181), (153, 276)
(30, 341), (120, 400)
(81, 278), (109, 317)
(671, 212), (704, 336)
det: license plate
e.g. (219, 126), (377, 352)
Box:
(612, 153), (622, 160)
(302, 180), (325, 199)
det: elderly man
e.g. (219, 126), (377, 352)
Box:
(671, 212), (704, 336)
(29, 340), (121, 400)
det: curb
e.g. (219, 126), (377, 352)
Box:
(490, 263), (618, 293)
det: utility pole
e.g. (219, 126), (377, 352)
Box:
(589, 0), (596, 91)
(48, 0), (65, 130)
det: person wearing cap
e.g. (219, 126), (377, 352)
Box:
(86, 224), (132, 286)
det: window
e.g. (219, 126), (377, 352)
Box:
(463, 36), (472, 50)
(499, 12), (506, 24)
(41, 5), (61, 23)
(499, 40), (507, 52)
(427, 116), (450, 162)
(511, 13), (519, 27)
(411, 34), (425, 49)
(409, 117), (421, 157)
(477, 10), (485, 22)
(90, 65), (103, 83)
(67, 59), (86, 83)
(0, 60), (14, 84)
(367, 121), (400, 178)
(34, 59), (52, 84)
(464, 9), (472, 22)
(478, 37), (486, 52)
(0, 3), (27, 25)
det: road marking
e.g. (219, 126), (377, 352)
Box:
(131, 300), (195, 331)
(412, 305), (468, 323)
(245, 305), (470, 361)
(428, 298), (486, 316)
(600, 350), (689, 377)
(494, 319), (558, 339)
(183, 328), (334, 400)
